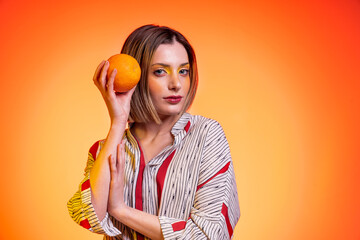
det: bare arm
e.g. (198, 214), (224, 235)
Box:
(90, 60), (135, 221)
(114, 207), (164, 240)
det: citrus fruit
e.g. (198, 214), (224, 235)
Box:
(107, 54), (141, 92)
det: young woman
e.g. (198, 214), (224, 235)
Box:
(68, 24), (240, 240)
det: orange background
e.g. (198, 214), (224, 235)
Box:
(1, 0), (359, 239)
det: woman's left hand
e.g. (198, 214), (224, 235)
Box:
(107, 139), (164, 240)
(108, 140), (127, 217)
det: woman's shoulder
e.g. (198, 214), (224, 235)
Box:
(187, 113), (224, 132)
(183, 113), (228, 143)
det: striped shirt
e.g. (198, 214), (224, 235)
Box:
(67, 113), (240, 239)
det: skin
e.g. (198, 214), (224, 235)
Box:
(90, 40), (190, 240)
(131, 41), (190, 164)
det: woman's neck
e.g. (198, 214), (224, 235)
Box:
(131, 114), (182, 142)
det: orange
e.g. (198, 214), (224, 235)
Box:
(107, 54), (141, 92)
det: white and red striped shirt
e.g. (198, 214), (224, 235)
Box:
(68, 113), (240, 239)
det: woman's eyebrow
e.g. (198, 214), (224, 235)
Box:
(151, 62), (189, 67)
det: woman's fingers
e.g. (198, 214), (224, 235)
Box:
(126, 85), (137, 96)
(117, 140), (125, 175)
(115, 84), (136, 103)
(93, 60), (106, 85)
(109, 141), (126, 183)
(107, 68), (117, 93)
(108, 154), (117, 180)
(98, 60), (110, 89)
(92, 60), (131, 123)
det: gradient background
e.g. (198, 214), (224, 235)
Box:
(1, 0), (359, 239)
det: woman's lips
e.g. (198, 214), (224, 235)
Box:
(164, 96), (182, 104)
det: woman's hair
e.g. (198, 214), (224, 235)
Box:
(120, 24), (198, 124)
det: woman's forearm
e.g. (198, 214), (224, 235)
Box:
(112, 206), (164, 240)
(90, 121), (126, 221)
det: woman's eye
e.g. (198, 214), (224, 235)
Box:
(179, 69), (189, 75)
(154, 69), (166, 76)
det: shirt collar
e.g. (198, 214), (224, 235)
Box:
(125, 112), (192, 166)
(127, 112), (192, 146)
(170, 112), (191, 137)
(170, 112), (191, 146)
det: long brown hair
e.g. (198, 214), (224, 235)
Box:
(121, 24), (198, 124)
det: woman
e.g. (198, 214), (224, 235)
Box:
(68, 24), (240, 240)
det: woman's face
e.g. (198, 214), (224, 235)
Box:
(148, 41), (190, 119)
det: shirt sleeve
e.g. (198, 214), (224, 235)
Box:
(159, 120), (241, 239)
(67, 140), (122, 237)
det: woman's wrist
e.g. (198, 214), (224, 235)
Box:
(110, 118), (128, 129)
(111, 206), (163, 240)
(111, 205), (130, 222)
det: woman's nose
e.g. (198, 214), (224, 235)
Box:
(169, 73), (181, 91)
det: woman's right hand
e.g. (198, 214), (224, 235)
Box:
(93, 60), (136, 125)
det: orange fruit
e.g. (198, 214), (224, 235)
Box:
(107, 54), (141, 92)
